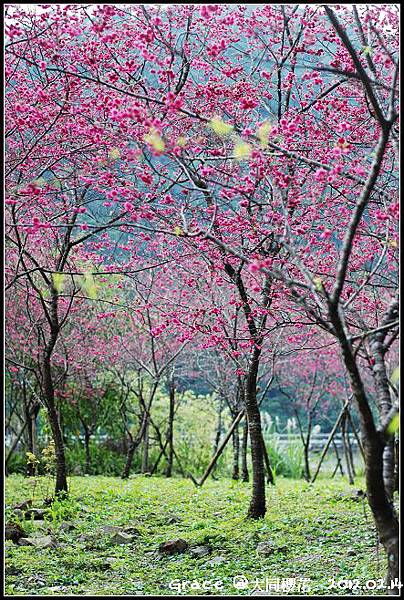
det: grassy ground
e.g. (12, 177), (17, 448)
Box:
(5, 474), (388, 596)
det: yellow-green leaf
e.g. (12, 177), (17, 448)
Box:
(173, 226), (183, 236)
(386, 413), (399, 435)
(177, 136), (187, 147)
(313, 277), (323, 291)
(362, 46), (372, 55)
(391, 367), (400, 385)
(52, 272), (65, 294)
(209, 116), (233, 136)
(144, 128), (165, 152)
(81, 272), (97, 299)
(108, 147), (121, 160)
(257, 121), (272, 147)
(233, 139), (252, 160)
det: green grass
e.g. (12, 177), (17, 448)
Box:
(5, 474), (387, 595)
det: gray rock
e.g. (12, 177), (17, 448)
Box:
(256, 541), (275, 556)
(189, 545), (211, 558)
(13, 500), (32, 511)
(59, 521), (77, 532)
(18, 535), (58, 549)
(206, 556), (226, 566)
(166, 515), (182, 525)
(25, 508), (48, 520)
(102, 525), (123, 535)
(5, 523), (26, 543)
(110, 531), (135, 545)
(159, 538), (188, 555)
(123, 526), (140, 536)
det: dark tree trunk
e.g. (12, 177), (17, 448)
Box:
(245, 350), (266, 519)
(346, 417), (356, 477)
(165, 382), (175, 478)
(371, 324), (397, 501)
(231, 423), (240, 480)
(141, 413), (150, 473)
(213, 399), (223, 455)
(262, 436), (274, 484)
(393, 438), (399, 493)
(330, 307), (399, 592)
(43, 352), (68, 496)
(332, 439), (344, 478)
(303, 443), (311, 482)
(241, 417), (249, 482)
(26, 403), (40, 476)
(341, 413), (355, 484)
(364, 436), (399, 593)
(84, 427), (91, 474)
(122, 434), (135, 479)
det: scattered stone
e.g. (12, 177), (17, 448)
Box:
(110, 531), (135, 545)
(12, 509), (25, 520)
(123, 526), (140, 536)
(294, 553), (323, 563)
(102, 525), (123, 535)
(18, 535), (58, 549)
(13, 500), (32, 511)
(25, 508), (48, 520)
(189, 545), (211, 558)
(166, 515), (181, 525)
(27, 575), (47, 587)
(206, 555), (226, 566)
(145, 512), (157, 520)
(59, 521), (77, 532)
(5, 522), (26, 543)
(100, 557), (119, 570)
(43, 497), (55, 506)
(256, 541), (275, 556)
(159, 538), (188, 555)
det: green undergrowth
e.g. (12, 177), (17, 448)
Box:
(5, 475), (390, 595)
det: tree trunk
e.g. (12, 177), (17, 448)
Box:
(346, 417), (356, 477)
(141, 412), (150, 474)
(232, 423), (240, 480)
(165, 382), (175, 478)
(332, 439), (344, 477)
(262, 436), (274, 484)
(303, 443), (311, 482)
(122, 435), (135, 479)
(26, 402), (40, 476)
(370, 319), (397, 502)
(42, 353), (68, 496)
(241, 417), (249, 482)
(330, 308), (399, 592)
(364, 436), (399, 593)
(46, 400), (68, 495)
(245, 350), (266, 519)
(341, 413), (355, 484)
(84, 427), (91, 474)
